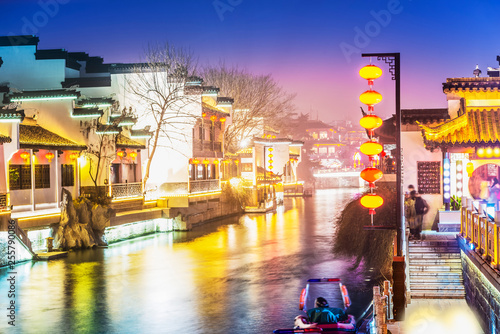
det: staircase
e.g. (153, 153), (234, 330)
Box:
(409, 237), (465, 299)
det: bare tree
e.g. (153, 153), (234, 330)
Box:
(201, 64), (296, 152)
(125, 44), (198, 189)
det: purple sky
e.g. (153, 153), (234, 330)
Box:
(2, 0), (500, 123)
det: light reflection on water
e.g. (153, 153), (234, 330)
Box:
(0, 188), (374, 334)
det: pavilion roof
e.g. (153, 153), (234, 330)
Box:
(116, 134), (145, 149)
(419, 109), (500, 150)
(0, 133), (11, 144)
(442, 77), (500, 93)
(19, 124), (86, 150)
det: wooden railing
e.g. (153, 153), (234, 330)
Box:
(461, 197), (500, 268)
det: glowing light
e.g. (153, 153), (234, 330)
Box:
(456, 164), (463, 172)
(477, 148), (485, 157)
(214, 160), (219, 165)
(456, 173), (463, 180)
(359, 114), (383, 130)
(360, 141), (383, 156)
(456, 182), (462, 189)
(494, 147), (500, 157)
(229, 177), (241, 188)
(210, 115), (217, 122)
(485, 147), (493, 158)
(360, 194), (384, 209)
(444, 170), (450, 177)
(359, 64), (382, 83)
(444, 162), (450, 170)
(457, 191), (463, 197)
(117, 151), (124, 158)
(268, 154), (273, 158)
(444, 177), (450, 184)
(70, 152), (78, 160)
(193, 158), (200, 164)
(45, 152), (54, 162)
(359, 89), (382, 107)
(444, 193), (450, 199)
(11, 96), (77, 102)
(129, 151), (137, 160)
(203, 159), (209, 165)
(466, 162), (474, 177)
(20, 151), (30, 160)
(360, 167), (383, 183)
(268, 147), (274, 152)
(444, 185), (450, 192)
(220, 117), (226, 123)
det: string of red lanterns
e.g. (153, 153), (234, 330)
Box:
(359, 63), (385, 217)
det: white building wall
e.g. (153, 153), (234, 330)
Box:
(402, 130), (443, 230)
(0, 45), (65, 90)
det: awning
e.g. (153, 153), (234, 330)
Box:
(116, 134), (145, 149)
(20, 124), (86, 150)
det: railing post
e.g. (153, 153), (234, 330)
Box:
(373, 286), (387, 334)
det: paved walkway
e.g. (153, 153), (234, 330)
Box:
(386, 231), (484, 334)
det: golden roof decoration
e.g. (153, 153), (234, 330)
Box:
(419, 108), (500, 149)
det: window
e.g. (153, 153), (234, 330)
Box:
(319, 131), (328, 139)
(61, 164), (75, 187)
(197, 164), (205, 179)
(318, 147), (327, 154)
(9, 165), (31, 190)
(35, 165), (50, 189)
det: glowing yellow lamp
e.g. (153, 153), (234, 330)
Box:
(220, 117), (226, 123)
(360, 141), (383, 156)
(485, 147), (493, 158)
(359, 114), (383, 130)
(203, 159), (210, 165)
(214, 160), (219, 165)
(70, 152), (78, 160)
(494, 147), (500, 157)
(193, 158), (200, 164)
(476, 148), (485, 157)
(117, 151), (124, 158)
(210, 115), (217, 122)
(359, 64), (382, 83)
(129, 151), (137, 160)
(359, 90), (382, 107)
(360, 167), (383, 183)
(360, 194), (384, 210)
(466, 162), (474, 177)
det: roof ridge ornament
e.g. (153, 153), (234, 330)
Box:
(473, 64), (481, 78)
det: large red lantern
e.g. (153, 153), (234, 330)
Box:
(45, 152), (54, 162)
(360, 167), (383, 183)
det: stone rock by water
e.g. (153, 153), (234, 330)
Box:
(54, 189), (110, 250)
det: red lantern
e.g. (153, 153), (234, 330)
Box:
(220, 117), (226, 123)
(70, 152), (78, 160)
(45, 152), (54, 162)
(210, 115), (217, 122)
(359, 64), (382, 85)
(117, 151), (124, 158)
(214, 160), (219, 165)
(360, 194), (384, 214)
(359, 114), (383, 131)
(20, 151), (30, 160)
(129, 151), (137, 160)
(193, 158), (200, 164)
(360, 167), (383, 183)
(360, 141), (383, 156)
(203, 159), (209, 165)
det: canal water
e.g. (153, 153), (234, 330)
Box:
(1, 188), (375, 334)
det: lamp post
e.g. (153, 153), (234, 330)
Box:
(361, 52), (405, 320)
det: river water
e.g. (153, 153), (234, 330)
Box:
(1, 188), (375, 334)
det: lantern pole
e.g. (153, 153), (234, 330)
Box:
(361, 52), (402, 257)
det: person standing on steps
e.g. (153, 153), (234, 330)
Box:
(411, 190), (429, 240)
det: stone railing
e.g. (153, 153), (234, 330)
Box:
(111, 182), (143, 199)
(460, 197), (500, 269)
(189, 179), (220, 193)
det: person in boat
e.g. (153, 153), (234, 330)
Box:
(306, 297), (348, 324)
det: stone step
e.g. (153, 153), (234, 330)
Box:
(409, 265), (462, 272)
(411, 291), (465, 299)
(409, 253), (461, 259)
(409, 240), (459, 247)
(410, 284), (465, 291)
(409, 258), (461, 265)
(410, 272), (463, 279)
(408, 246), (460, 253)
(410, 278), (463, 285)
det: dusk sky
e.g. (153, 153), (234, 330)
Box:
(2, 0), (500, 122)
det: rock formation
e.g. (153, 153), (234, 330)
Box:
(53, 189), (110, 250)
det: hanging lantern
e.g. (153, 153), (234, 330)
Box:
(485, 147), (493, 158)
(268, 165), (273, 169)
(359, 90), (382, 110)
(220, 117), (226, 123)
(360, 141), (383, 156)
(117, 151), (124, 158)
(267, 134), (272, 139)
(268, 159), (273, 164)
(359, 64), (382, 85)
(268, 147), (273, 152)
(360, 194), (384, 213)
(210, 115), (217, 122)
(45, 152), (54, 162)
(234, 159), (239, 165)
(20, 151), (30, 160)
(203, 159), (210, 165)
(129, 151), (138, 160)
(202, 112), (206, 118)
(359, 114), (383, 131)
(476, 147), (485, 157)
(360, 167), (383, 183)
(193, 158), (200, 164)
(466, 162), (474, 177)
(272, 135), (276, 139)
(214, 160), (219, 165)
(268, 154), (273, 158)
(494, 147), (500, 157)
(69, 152), (78, 160)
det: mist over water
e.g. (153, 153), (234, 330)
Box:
(0, 188), (375, 334)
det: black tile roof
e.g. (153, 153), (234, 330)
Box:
(0, 108), (24, 122)
(0, 35), (39, 47)
(442, 77), (500, 92)
(6, 89), (80, 102)
(62, 77), (111, 88)
(130, 129), (153, 138)
(72, 108), (103, 118)
(116, 134), (145, 149)
(35, 49), (81, 70)
(401, 108), (450, 125)
(0, 133), (11, 144)
(217, 97), (234, 104)
(77, 97), (114, 107)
